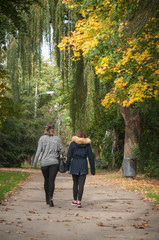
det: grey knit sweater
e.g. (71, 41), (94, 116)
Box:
(32, 135), (65, 168)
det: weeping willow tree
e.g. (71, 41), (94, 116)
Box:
(0, 0), (115, 166)
(49, 0), (103, 135)
(1, 0), (103, 135)
(0, 0), (52, 105)
(0, 0), (58, 167)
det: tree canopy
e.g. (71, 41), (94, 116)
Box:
(59, 0), (159, 107)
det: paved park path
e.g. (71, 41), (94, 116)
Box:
(0, 170), (159, 240)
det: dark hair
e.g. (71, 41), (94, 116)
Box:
(44, 122), (57, 136)
(76, 130), (87, 138)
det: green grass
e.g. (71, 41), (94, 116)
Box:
(21, 163), (40, 169)
(0, 171), (29, 201)
(144, 189), (159, 202)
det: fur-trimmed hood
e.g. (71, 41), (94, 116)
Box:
(72, 136), (91, 144)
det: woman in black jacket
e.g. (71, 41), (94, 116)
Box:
(65, 130), (95, 208)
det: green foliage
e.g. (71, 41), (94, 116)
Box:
(88, 105), (124, 169)
(0, 0), (42, 45)
(100, 133), (113, 167)
(0, 83), (15, 127)
(136, 100), (159, 177)
(0, 118), (35, 167)
(0, 0), (66, 168)
(0, 60), (63, 167)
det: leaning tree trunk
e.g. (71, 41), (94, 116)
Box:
(120, 106), (141, 158)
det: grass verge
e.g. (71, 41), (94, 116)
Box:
(0, 171), (29, 201)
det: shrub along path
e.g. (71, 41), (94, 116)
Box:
(0, 169), (159, 240)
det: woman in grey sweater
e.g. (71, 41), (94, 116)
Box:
(32, 122), (65, 207)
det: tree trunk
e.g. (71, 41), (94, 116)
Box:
(120, 106), (141, 158)
(95, 146), (101, 159)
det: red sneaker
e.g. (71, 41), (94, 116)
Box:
(77, 202), (82, 208)
(72, 200), (77, 206)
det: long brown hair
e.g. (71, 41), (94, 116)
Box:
(76, 130), (87, 138)
(44, 122), (57, 136)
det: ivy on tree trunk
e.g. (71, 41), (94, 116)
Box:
(120, 106), (141, 158)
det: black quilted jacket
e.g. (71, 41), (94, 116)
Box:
(65, 136), (95, 175)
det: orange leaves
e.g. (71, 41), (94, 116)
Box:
(97, 171), (159, 207)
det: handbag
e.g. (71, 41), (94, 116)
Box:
(59, 157), (66, 173)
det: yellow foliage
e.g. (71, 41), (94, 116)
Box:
(59, 9), (115, 59)
(102, 78), (159, 108)
(60, 1), (159, 108)
(62, 0), (78, 8)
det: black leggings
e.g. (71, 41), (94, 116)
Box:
(72, 174), (86, 201)
(41, 164), (59, 199)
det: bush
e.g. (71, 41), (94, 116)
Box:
(137, 100), (159, 176)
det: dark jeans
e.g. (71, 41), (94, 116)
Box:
(72, 174), (86, 201)
(41, 164), (59, 200)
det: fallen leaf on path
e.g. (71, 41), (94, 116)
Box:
(97, 222), (104, 227)
(115, 228), (124, 231)
(62, 219), (72, 222)
(29, 210), (36, 214)
(5, 222), (13, 225)
(132, 224), (145, 229)
(16, 223), (23, 227)
(134, 217), (150, 222)
(38, 232), (47, 235)
(112, 225), (118, 228)
(0, 219), (6, 223)
(56, 219), (72, 222)
(104, 236), (116, 238)
(16, 230), (26, 234)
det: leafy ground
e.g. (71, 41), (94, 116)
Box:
(96, 170), (159, 208)
(0, 171), (29, 201)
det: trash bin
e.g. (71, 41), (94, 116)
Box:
(123, 157), (136, 177)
